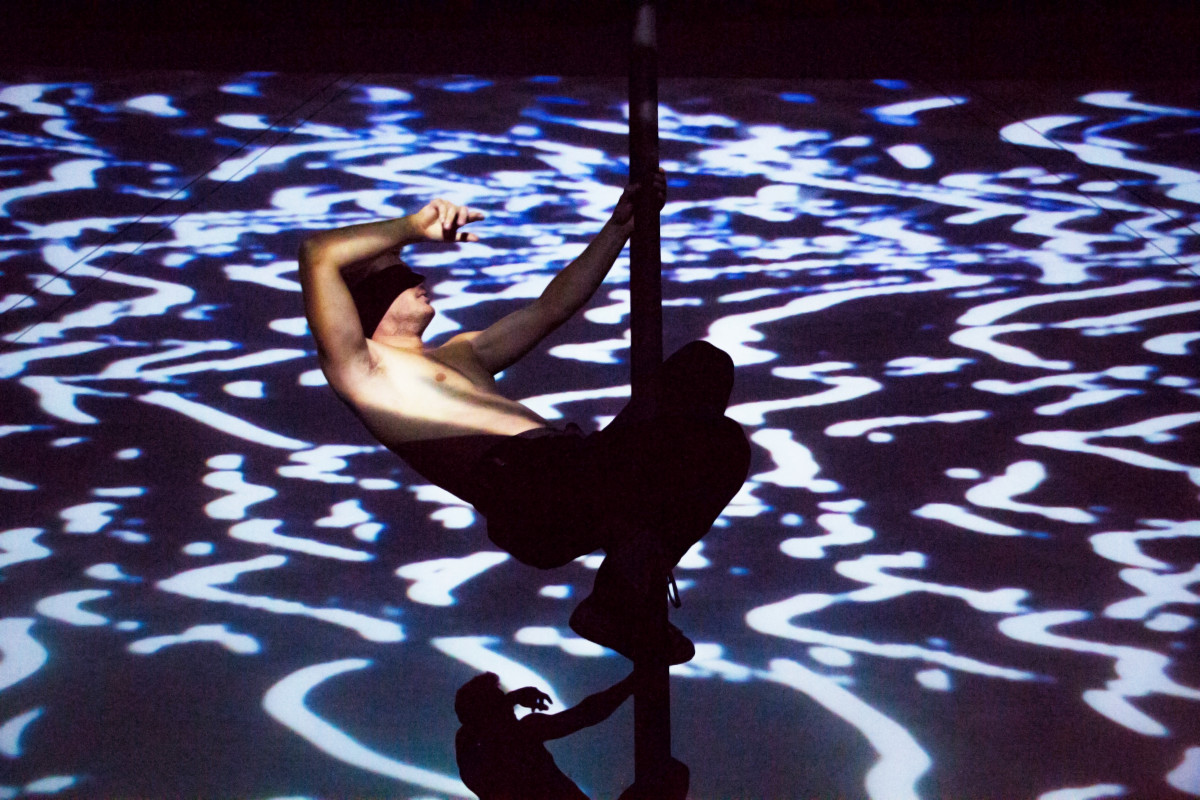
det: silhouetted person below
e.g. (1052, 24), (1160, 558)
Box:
(454, 671), (634, 800)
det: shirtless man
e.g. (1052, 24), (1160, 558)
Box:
(299, 176), (749, 662)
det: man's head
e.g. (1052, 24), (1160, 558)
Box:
(349, 260), (428, 339)
(455, 672), (509, 727)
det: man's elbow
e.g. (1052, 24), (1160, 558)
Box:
(298, 235), (327, 268)
(533, 296), (574, 329)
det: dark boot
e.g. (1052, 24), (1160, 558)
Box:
(569, 535), (694, 664)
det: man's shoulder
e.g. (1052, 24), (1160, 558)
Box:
(441, 331), (481, 346)
(329, 338), (414, 395)
(431, 332), (489, 374)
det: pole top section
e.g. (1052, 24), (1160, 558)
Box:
(633, 1), (656, 47)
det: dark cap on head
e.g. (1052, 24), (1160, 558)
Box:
(349, 262), (426, 337)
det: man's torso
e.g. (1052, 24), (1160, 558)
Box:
(340, 332), (549, 450)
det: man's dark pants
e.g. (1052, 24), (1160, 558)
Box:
(473, 341), (751, 575)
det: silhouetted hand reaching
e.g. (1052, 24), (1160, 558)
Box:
(508, 686), (552, 712)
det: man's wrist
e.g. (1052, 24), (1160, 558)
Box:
(605, 217), (635, 239)
(396, 215), (424, 247)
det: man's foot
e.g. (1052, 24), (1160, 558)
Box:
(569, 593), (695, 665)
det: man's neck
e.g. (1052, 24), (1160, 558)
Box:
(370, 332), (426, 352)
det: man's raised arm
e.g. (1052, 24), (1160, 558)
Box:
(298, 201), (482, 390)
(469, 172), (666, 375)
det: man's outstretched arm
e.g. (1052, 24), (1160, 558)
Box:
(518, 673), (636, 743)
(298, 201), (482, 390)
(469, 172), (666, 375)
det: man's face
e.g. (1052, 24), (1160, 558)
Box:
(384, 281), (435, 333)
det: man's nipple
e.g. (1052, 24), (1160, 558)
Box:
(435, 372), (447, 382)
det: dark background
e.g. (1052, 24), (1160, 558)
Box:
(4, 0), (1199, 79)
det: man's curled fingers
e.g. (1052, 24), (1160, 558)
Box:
(417, 198), (484, 242)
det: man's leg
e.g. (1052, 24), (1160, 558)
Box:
(597, 340), (748, 564)
(473, 427), (612, 570)
(570, 342), (751, 661)
(604, 340), (735, 432)
(472, 425), (701, 662)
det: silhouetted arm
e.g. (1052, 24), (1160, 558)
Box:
(519, 674), (635, 742)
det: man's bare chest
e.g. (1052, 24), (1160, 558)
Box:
(349, 339), (545, 444)
(369, 341), (493, 397)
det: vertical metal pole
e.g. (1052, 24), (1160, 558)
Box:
(629, 0), (662, 407)
(629, 0), (670, 790)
